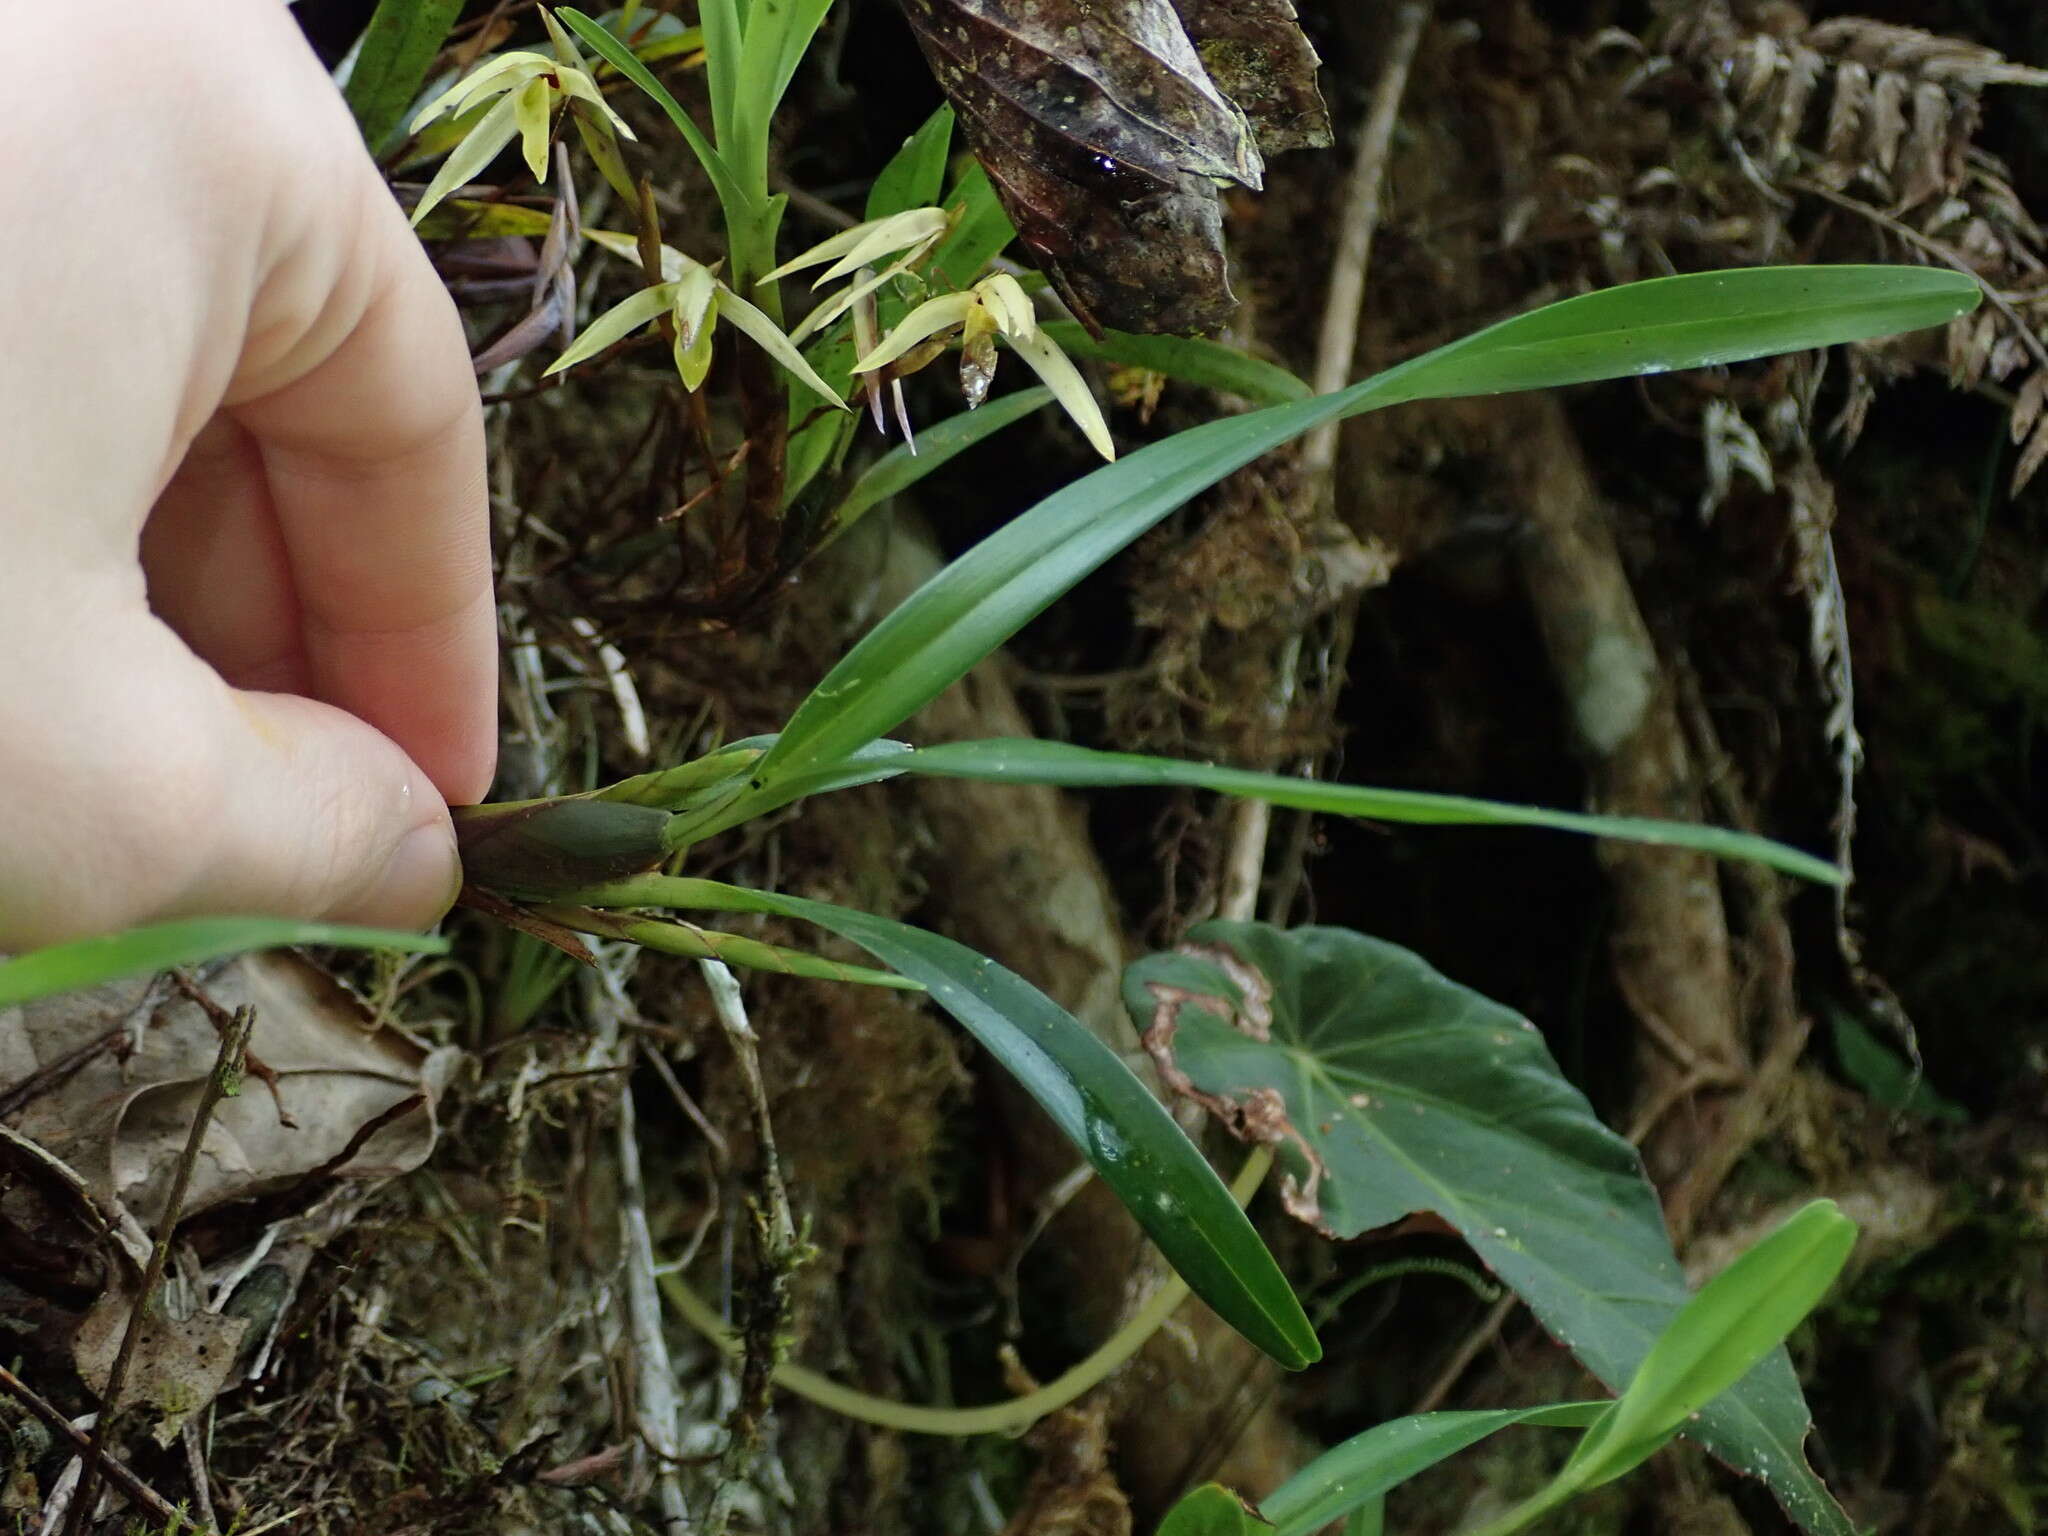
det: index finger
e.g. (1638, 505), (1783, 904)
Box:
(231, 167), (498, 806)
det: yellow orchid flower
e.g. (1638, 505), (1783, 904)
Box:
(407, 11), (635, 227)
(852, 273), (1115, 461)
(550, 231), (847, 407)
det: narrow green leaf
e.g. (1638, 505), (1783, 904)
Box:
(667, 740), (917, 845)
(0, 919), (448, 1009)
(1156, 1485), (1272, 1536)
(1370, 266), (1982, 404)
(343, 0), (465, 151)
(823, 389), (1053, 542)
(545, 906), (919, 989)
(697, 0), (743, 158)
(726, 0), (832, 200)
(867, 104), (956, 220)
(1039, 322), (1311, 406)
(1258, 1404), (1605, 1536)
(750, 267), (1977, 793)
(1564, 1201), (1857, 1491)
(769, 0), (836, 109)
(556, 9), (755, 226)
(1829, 1006), (1967, 1123)
(890, 739), (1841, 885)
(553, 876), (1321, 1370)
(594, 739), (771, 808)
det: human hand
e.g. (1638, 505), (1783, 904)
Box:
(0, 2), (496, 949)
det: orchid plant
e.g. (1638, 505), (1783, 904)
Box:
(0, 7), (1991, 1535)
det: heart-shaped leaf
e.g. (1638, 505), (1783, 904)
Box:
(1121, 922), (1853, 1536)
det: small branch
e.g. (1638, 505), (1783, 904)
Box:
(697, 958), (801, 1536)
(182, 1413), (220, 1534)
(616, 1067), (693, 1534)
(1217, 5), (1431, 925)
(1410, 1291), (1517, 1415)
(1301, 1), (1434, 484)
(63, 1003), (251, 1536)
(0, 1367), (184, 1529)
(1787, 177), (2048, 374)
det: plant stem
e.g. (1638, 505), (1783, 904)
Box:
(662, 1145), (1274, 1436)
(1455, 1475), (1583, 1536)
(65, 1000), (252, 1536)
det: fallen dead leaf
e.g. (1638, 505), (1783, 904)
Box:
(0, 952), (454, 1244)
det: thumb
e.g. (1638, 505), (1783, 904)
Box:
(0, 610), (462, 949)
(182, 687), (465, 933)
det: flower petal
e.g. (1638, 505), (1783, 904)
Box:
(1004, 326), (1115, 460)
(410, 52), (551, 132)
(543, 282), (681, 375)
(515, 77), (554, 183)
(975, 272), (1038, 344)
(409, 90), (525, 227)
(585, 228), (690, 284)
(552, 66), (638, 140)
(672, 261), (719, 349)
(571, 104), (638, 202)
(790, 251), (920, 344)
(762, 207), (950, 285)
(714, 285), (849, 408)
(852, 292), (978, 374)
(675, 298), (718, 391)
(541, 8), (588, 71)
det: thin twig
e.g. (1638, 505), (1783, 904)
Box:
(63, 1001), (251, 1536)
(697, 958), (802, 1536)
(1787, 177), (2048, 373)
(1218, 3), (1432, 920)
(1301, 1), (1434, 483)
(617, 1062), (693, 1534)
(1411, 1291), (1518, 1414)
(182, 1412), (219, 1533)
(698, 962), (795, 1253)
(0, 1369), (182, 1528)
(580, 960), (691, 1533)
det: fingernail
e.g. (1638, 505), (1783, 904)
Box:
(360, 821), (463, 930)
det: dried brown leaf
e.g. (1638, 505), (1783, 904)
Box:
(902, 0), (1265, 332)
(1866, 67), (1909, 176)
(1172, 0), (1331, 154)
(2, 953), (450, 1239)
(1821, 58), (1870, 176)
(1897, 80), (1954, 207)
(2014, 415), (2048, 496)
(1806, 18), (2048, 90)
(73, 1283), (247, 1446)
(2012, 368), (2048, 443)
